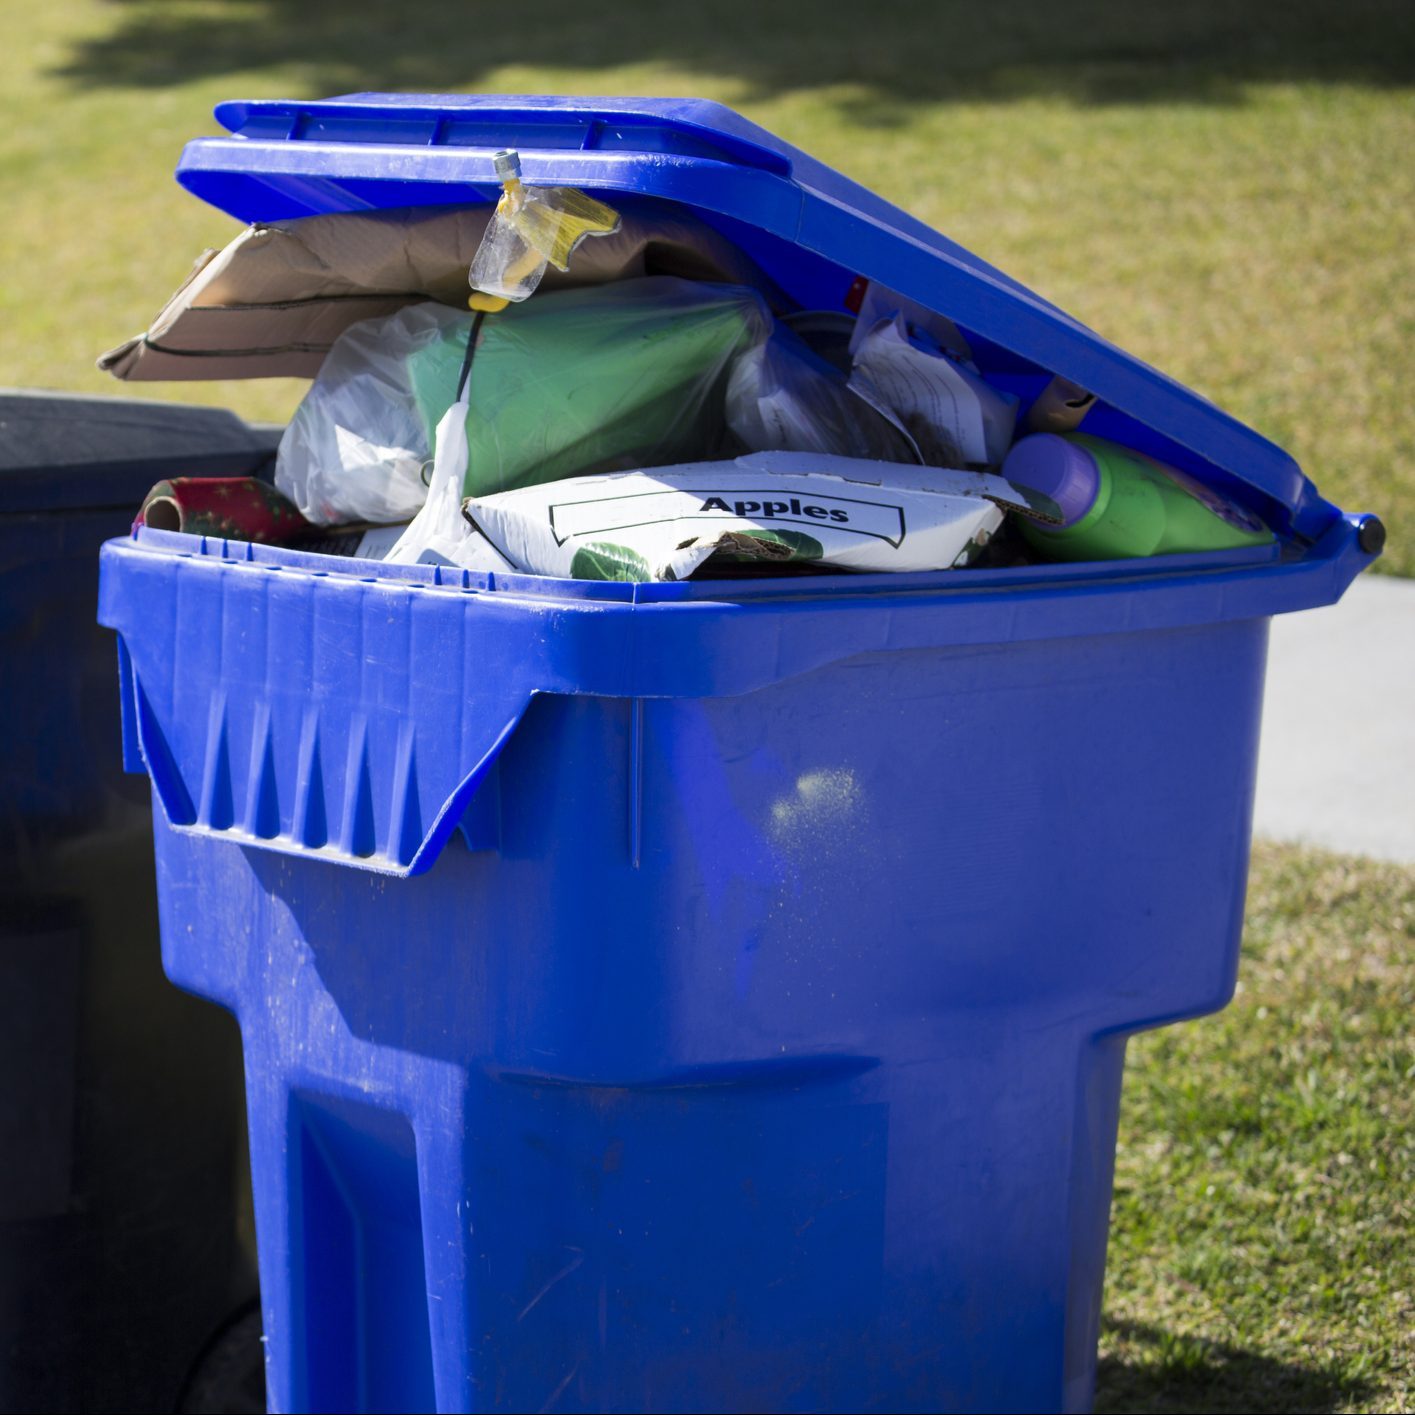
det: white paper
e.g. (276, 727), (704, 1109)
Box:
(849, 316), (1017, 469)
(354, 523), (414, 560)
(847, 280), (973, 360)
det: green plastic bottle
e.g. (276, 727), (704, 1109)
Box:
(1001, 432), (1273, 561)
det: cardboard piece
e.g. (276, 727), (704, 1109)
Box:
(98, 203), (776, 382)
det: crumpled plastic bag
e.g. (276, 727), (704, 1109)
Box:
(275, 276), (770, 526)
(383, 398), (473, 566)
(725, 323), (917, 464)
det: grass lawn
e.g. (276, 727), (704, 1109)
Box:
(1, 1), (1412, 568)
(1099, 844), (1413, 1414)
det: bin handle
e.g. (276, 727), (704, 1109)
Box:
(116, 625), (529, 876)
(100, 539), (590, 876)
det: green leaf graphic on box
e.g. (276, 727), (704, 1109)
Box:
(952, 535), (989, 567)
(570, 541), (653, 582)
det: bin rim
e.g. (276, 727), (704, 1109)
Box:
(98, 515), (1374, 877)
(107, 511), (1375, 637)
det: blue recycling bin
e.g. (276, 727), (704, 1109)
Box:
(97, 96), (1381, 1414)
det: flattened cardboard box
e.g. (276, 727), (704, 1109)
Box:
(448, 452), (1059, 582)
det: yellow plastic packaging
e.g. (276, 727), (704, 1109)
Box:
(468, 149), (621, 310)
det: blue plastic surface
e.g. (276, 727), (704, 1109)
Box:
(101, 513), (1372, 1415)
(102, 522), (1368, 879)
(100, 94), (1383, 1415)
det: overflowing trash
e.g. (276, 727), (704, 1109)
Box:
(93, 97), (1379, 1415)
(115, 152), (1279, 583)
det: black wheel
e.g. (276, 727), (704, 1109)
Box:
(179, 1307), (266, 1414)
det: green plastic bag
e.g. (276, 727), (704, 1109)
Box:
(406, 276), (769, 498)
(275, 277), (770, 525)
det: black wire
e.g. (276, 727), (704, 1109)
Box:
(456, 308), (486, 401)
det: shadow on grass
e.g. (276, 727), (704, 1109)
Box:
(53, 0), (1415, 114)
(1095, 1318), (1376, 1414)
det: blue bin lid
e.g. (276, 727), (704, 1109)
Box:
(177, 93), (1341, 541)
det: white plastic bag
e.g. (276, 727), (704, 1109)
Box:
(274, 303), (463, 525)
(725, 326), (916, 464)
(383, 398), (473, 565)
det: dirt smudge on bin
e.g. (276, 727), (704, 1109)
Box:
(768, 767), (862, 852)
(740, 767), (869, 998)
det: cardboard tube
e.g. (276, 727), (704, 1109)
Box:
(1026, 376), (1097, 433)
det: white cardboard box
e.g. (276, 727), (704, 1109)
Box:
(445, 451), (1056, 581)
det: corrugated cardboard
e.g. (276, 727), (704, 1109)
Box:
(99, 202), (774, 382)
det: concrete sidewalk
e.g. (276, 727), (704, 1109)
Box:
(1254, 571), (1414, 864)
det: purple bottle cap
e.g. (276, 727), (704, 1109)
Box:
(1002, 434), (1100, 529)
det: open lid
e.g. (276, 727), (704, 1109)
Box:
(177, 93), (1337, 540)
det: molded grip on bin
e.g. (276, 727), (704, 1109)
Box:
(99, 515), (1374, 877)
(99, 539), (622, 876)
